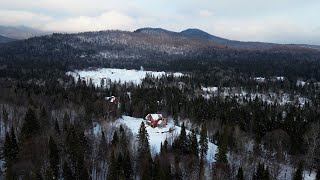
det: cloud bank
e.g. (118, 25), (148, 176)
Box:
(0, 0), (319, 44)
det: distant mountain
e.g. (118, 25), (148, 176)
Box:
(0, 35), (15, 43)
(182, 28), (287, 49)
(0, 25), (50, 39)
(135, 28), (320, 50)
(180, 28), (230, 44)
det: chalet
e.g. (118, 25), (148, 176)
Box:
(105, 96), (119, 104)
(145, 114), (168, 128)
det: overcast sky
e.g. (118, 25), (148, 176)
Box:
(0, 0), (319, 44)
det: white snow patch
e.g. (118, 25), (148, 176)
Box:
(67, 68), (184, 86)
(297, 80), (307, 87)
(254, 77), (266, 83)
(276, 76), (285, 81)
(201, 86), (218, 93)
(115, 116), (217, 162)
(93, 122), (102, 137)
(303, 170), (317, 180)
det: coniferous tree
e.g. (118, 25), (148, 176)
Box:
(177, 122), (188, 154)
(163, 139), (168, 153)
(137, 121), (152, 180)
(293, 162), (303, 180)
(20, 108), (40, 141)
(213, 127), (230, 180)
(3, 132), (14, 180)
(236, 166), (244, 180)
(108, 151), (117, 180)
(44, 167), (53, 180)
(316, 167), (320, 180)
(216, 128), (228, 163)
(49, 136), (59, 179)
(3, 132), (12, 166)
(124, 151), (133, 180)
(98, 130), (108, 159)
(252, 163), (270, 180)
(35, 166), (44, 180)
(199, 124), (208, 160)
(174, 156), (182, 180)
(111, 130), (119, 146)
(116, 153), (125, 179)
(10, 127), (18, 160)
(54, 119), (60, 135)
(63, 161), (74, 180)
(188, 129), (199, 157)
(153, 155), (161, 180)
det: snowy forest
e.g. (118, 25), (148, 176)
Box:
(0, 29), (320, 180)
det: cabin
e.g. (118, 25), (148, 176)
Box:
(145, 114), (168, 128)
(105, 96), (119, 104)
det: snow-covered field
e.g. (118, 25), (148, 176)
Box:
(67, 68), (183, 86)
(115, 116), (217, 162)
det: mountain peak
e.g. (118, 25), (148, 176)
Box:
(134, 27), (176, 35)
(181, 28), (208, 34)
(180, 28), (229, 43)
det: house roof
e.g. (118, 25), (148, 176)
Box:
(145, 114), (163, 120)
(105, 96), (117, 103)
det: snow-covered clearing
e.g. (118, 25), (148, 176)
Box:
(112, 116), (217, 162)
(67, 68), (183, 86)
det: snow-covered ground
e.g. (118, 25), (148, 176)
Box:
(114, 116), (217, 162)
(67, 68), (183, 87)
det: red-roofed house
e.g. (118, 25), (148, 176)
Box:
(145, 114), (167, 128)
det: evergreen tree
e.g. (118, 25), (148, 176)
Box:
(124, 151), (133, 180)
(137, 122), (152, 180)
(216, 128), (228, 164)
(174, 156), (182, 180)
(63, 161), (74, 180)
(188, 129), (199, 157)
(80, 166), (90, 180)
(199, 124), (208, 160)
(252, 163), (270, 180)
(98, 130), (108, 159)
(3, 132), (12, 167)
(65, 126), (88, 180)
(20, 108), (40, 141)
(5, 165), (14, 180)
(119, 124), (128, 152)
(176, 122), (188, 154)
(163, 139), (168, 153)
(44, 167), (53, 180)
(3, 130), (18, 180)
(108, 151), (117, 180)
(316, 167), (320, 180)
(35, 165), (44, 180)
(116, 153), (125, 179)
(54, 119), (61, 135)
(111, 130), (119, 146)
(153, 155), (161, 180)
(236, 166), (244, 180)
(293, 162), (303, 180)
(49, 136), (59, 179)
(10, 127), (18, 160)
